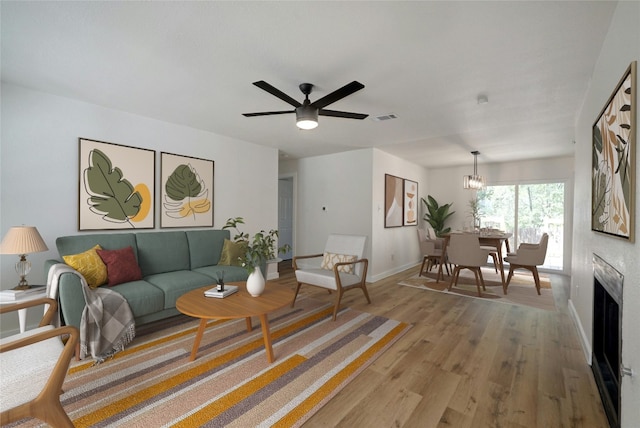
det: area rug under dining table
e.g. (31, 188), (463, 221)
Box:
(399, 266), (556, 312)
(12, 297), (410, 428)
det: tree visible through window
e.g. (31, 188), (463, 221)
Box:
(477, 182), (564, 270)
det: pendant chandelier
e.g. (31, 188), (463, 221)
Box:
(463, 151), (486, 190)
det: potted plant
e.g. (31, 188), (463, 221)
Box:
(468, 198), (481, 231)
(223, 217), (290, 296)
(421, 195), (455, 236)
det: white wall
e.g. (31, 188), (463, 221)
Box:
(372, 149), (430, 281)
(280, 148), (429, 281)
(280, 148), (373, 262)
(1, 83), (280, 333)
(570, 2), (640, 426)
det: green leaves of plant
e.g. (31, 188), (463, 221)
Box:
(84, 149), (141, 223)
(421, 195), (455, 236)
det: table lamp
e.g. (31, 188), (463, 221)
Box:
(0, 226), (49, 290)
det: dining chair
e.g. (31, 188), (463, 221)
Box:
(292, 234), (370, 320)
(1, 298), (79, 427)
(417, 229), (450, 280)
(503, 233), (549, 295)
(447, 234), (492, 296)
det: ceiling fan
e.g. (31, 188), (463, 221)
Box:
(243, 80), (368, 130)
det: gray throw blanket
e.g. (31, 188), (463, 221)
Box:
(48, 264), (135, 362)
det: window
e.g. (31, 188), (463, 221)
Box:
(478, 182), (564, 271)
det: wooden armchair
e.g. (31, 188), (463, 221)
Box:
(292, 234), (370, 320)
(503, 233), (549, 294)
(0, 298), (79, 427)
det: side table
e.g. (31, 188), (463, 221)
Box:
(0, 286), (48, 333)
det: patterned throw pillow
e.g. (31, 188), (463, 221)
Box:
(96, 246), (143, 286)
(321, 252), (357, 274)
(62, 244), (108, 288)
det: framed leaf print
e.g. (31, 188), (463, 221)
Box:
(403, 179), (418, 226)
(384, 174), (403, 228)
(160, 152), (214, 228)
(79, 138), (155, 230)
(592, 61), (636, 242)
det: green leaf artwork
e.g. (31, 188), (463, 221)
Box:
(163, 164), (211, 219)
(84, 149), (142, 226)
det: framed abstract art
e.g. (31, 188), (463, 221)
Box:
(160, 152), (214, 228)
(384, 174), (403, 228)
(79, 138), (155, 231)
(592, 61), (636, 242)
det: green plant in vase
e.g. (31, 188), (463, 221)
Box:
(222, 217), (290, 274)
(421, 195), (455, 236)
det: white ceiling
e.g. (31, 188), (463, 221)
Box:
(1, 1), (617, 168)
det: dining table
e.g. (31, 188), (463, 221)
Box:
(436, 231), (513, 286)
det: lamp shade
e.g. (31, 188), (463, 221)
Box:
(0, 226), (49, 255)
(296, 105), (319, 130)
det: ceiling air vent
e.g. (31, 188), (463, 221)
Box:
(371, 113), (398, 122)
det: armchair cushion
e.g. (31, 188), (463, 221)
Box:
(321, 252), (357, 274)
(62, 244), (108, 288)
(295, 268), (362, 291)
(0, 328), (63, 411)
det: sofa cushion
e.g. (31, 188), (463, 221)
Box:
(110, 280), (165, 318)
(218, 239), (247, 266)
(96, 246), (143, 286)
(62, 244), (108, 288)
(186, 229), (230, 269)
(57, 233), (137, 258)
(144, 270), (213, 309)
(136, 231), (190, 276)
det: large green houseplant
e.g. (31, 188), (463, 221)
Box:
(421, 195), (455, 236)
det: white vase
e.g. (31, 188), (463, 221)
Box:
(246, 268), (265, 297)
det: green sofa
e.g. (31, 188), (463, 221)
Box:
(44, 229), (251, 330)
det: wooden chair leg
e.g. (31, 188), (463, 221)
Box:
(360, 284), (372, 304)
(504, 266), (515, 294)
(291, 282), (303, 308)
(531, 266), (542, 295)
(332, 288), (344, 321)
(448, 266), (460, 291)
(419, 256), (428, 277)
(472, 268), (483, 296)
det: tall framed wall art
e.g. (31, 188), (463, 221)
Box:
(592, 61), (636, 242)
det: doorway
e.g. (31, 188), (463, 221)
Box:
(278, 176), (294, 261)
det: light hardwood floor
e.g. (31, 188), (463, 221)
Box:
(273, 262), (609, 428)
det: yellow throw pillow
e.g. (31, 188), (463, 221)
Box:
(218, 239), (248, 267)
(321, 252), (357, 274)
(63, 244), (108, 288)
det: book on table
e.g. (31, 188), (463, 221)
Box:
(0, 285), (46, 302)
(204, 285), (238, 299)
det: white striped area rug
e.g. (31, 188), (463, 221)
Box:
(13, 298), (411, 427)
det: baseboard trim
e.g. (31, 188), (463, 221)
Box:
(568, 298), (592, 365)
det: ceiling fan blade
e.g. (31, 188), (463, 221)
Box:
(319, 109), (368, 120)
(243, 110), (294, 117)
(252, 81), (302, 108)
(311, 81), (365, 109)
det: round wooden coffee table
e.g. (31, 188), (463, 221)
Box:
(176, 281), (294, 363)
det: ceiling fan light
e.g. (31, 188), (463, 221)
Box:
(296, 105), (318, 130)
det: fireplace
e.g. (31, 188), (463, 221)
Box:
(592, 254), (623, 428)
